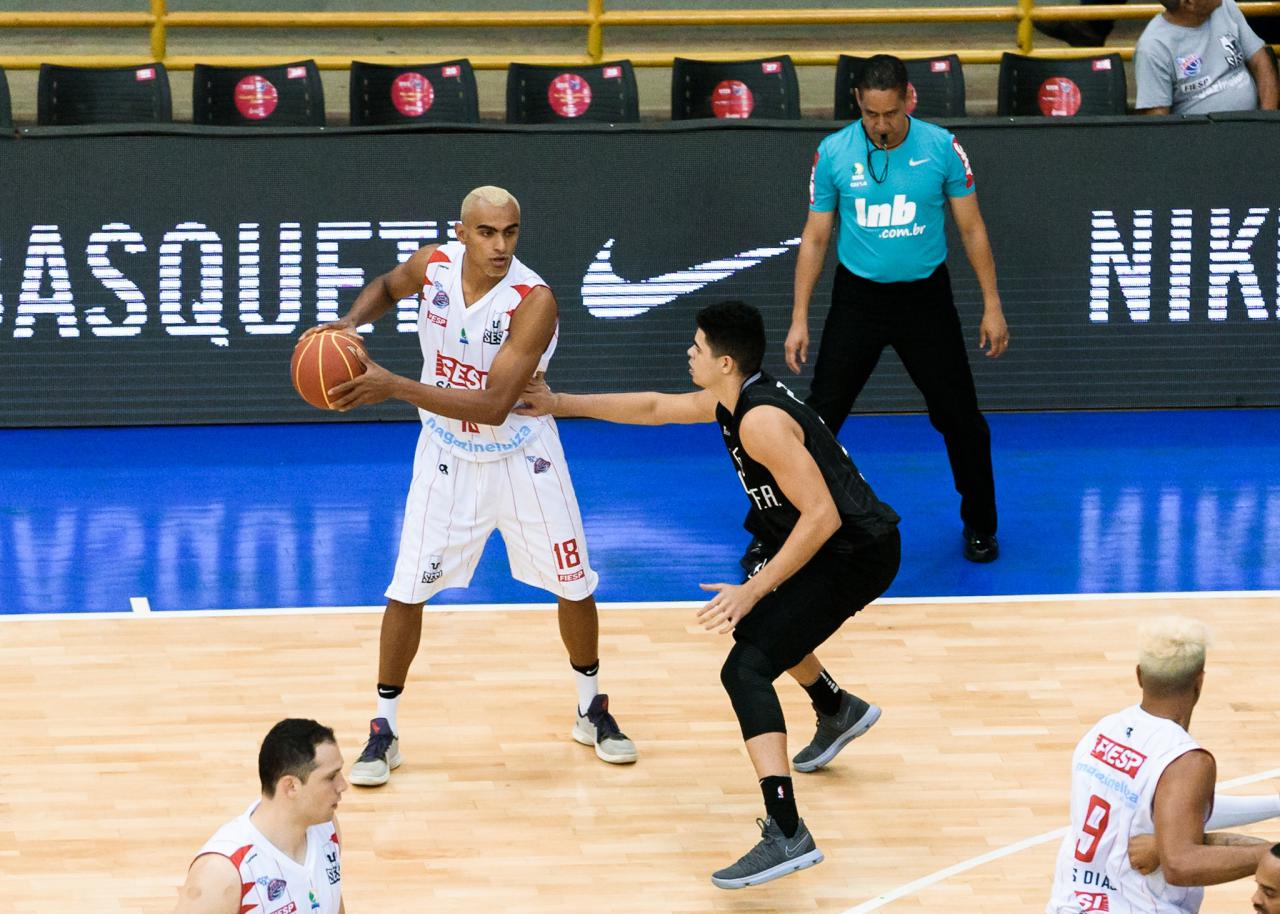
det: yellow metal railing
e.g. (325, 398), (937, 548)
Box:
(0, 0), (1277, 70)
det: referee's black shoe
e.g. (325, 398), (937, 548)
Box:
(963, 528), (1000, 563)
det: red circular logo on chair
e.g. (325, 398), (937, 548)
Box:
(906, 81), (919, 115)
(711, 80), (754, 118)
(391, 72), (435, 116)
(234, 75), (279, 120)
(1037, 77), (1082, 116)
(548, 73), (592, 118)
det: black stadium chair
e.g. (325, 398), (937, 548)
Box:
(0, 68), (11, 129)
(835, 54), (966, 119)
(350, 59), (479, 125)
(997, 52), (1126, 116)
(506, 61), (639, 124)
(37, 63), (172, 125)
(671, 56), (801, 120)
(193, 60), (325, 127)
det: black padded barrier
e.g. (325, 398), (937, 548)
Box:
(0, 115), (1277, 425)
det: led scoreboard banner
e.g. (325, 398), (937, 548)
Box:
(0, 116), (1277, 427)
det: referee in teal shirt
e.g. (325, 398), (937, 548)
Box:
(786, 55), (1009, 563)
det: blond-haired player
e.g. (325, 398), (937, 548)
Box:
(304, 186), (636, 786)
(1047, 617), (1275, 914)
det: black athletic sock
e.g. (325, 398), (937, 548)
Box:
(376, 683), (404, 700)
(803, 669), (844, 716)
(760, 775), (800, 838)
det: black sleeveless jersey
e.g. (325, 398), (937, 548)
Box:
(715, 372), (899, 552)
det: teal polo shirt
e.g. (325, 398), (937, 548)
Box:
(809, 117), (975, 282)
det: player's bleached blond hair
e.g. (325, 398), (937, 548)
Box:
(460, 186), (520, 223)
(1138, 616), (1209, 694)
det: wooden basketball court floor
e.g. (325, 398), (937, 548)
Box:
(4, 594), (1277, 913)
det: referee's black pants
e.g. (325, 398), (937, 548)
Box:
(808, 262), (997, 536)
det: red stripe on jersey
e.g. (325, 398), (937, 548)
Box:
(427, 248), (452, 265)
(239, 877), (258, 913)
(228, 845), (254, 869)
(330, 831), (339, 845)
(952, 137), (974, 189)
(511, 283), (546, 301)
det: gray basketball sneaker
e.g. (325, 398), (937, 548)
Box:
(792, 693), (881, 773)
(349, 717), (402, 787)
(711, 817), (824, 889)
(571, 694), (637, 764)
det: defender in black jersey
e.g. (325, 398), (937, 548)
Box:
(517, 300), (901, 889)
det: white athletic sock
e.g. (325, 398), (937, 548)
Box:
(573, 662), (600, 716)
(376, 692), (401, 736)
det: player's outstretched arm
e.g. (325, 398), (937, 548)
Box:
(302, 244), (436, 340)
(173, 855), (242, 914)
(515, 377), (718, 426)
(1155, 750), (1271, 886)
(1207, 792), (1280, 830)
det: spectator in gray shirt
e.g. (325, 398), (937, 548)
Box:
(1135, 0), (1278, 114)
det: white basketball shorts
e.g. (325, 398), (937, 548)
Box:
(385, 425), (599, 604)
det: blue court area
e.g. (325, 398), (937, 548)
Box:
(1, 409), (1278, 615)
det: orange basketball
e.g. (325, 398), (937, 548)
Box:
(290, 328), (367, 410)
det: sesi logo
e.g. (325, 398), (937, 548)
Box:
(1074, 892), (1109, 912)
(1090, 734), (1147, 777)
(435, 352), (487, 389)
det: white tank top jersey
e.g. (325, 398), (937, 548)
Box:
(417, 240), (558, 463)
(194, 803), (341, 914)
(1047, 704), (1208, 914)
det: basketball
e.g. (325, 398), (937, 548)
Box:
(290, 328), (367, 410)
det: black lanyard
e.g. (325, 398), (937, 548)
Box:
(863, 128), (889, 184)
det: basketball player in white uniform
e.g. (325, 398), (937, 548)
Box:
(307, 186), (635, 785)
(1047, 617), (1271, 914)
(175, 719), (347, 914)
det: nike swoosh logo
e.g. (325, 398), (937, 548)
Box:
(909, 157), (930, 166)
(581, 237), (800, 319)
(784, 838), (809, 855)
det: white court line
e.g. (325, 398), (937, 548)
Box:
(1, 590), (1277, 622)
(129, 596), (151, 614)
(0, 600), (701, 622)
(839, 767), (1280, 914)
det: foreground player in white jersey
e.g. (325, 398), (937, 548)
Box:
(309, 186), (635, 785)
(1047, 617), (1273, 914)
(176, 719), (347, 914)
